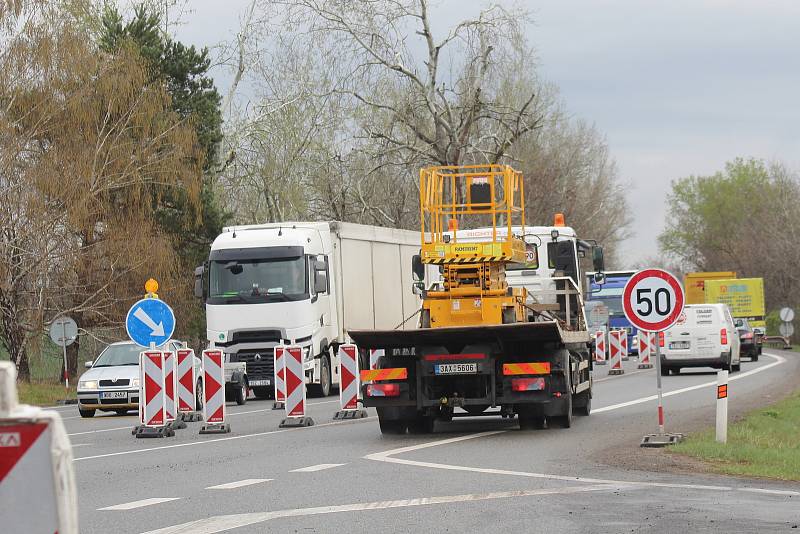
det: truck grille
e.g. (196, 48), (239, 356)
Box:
(233, 349), (275, 380)
(232, 330), (283, 344)
(99, 379), (130, 387)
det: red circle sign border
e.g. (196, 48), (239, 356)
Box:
(622, 268), (685, 332)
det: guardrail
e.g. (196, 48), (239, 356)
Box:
(763, 336), (793, 350)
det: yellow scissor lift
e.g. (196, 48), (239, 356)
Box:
(419, 165), (528, 328)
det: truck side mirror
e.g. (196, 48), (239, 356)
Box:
(194, 264), (206, 299)
(314, 270), (327, 294)
(592, 246), (605, 274)
(412, 254), (425, 282)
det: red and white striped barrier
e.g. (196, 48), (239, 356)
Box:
(134, 351), (175, 437)
(369, 349), (384, 371)
(0, 362), (78, 534)
(200, 349), (230, 434)
(638, 331), (655, 369)
(279, 345), (314, 427)
(176, 348), (202, 422)
(620, 332), (629, 361)
(272, 345), (286, 410)
(593, 330), (607, 365)
(164, 351), (178, 423)
(608, 330), (625, 375)
(334, 344), (367, 419)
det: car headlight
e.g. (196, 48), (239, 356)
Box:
(78, 380), (98, 390)
(132, 378), (140, 387)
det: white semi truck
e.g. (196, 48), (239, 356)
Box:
(194, 221), (426, 399)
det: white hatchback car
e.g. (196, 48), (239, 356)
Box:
(661, 303), (741, 375)
(77, 340), (202, 418)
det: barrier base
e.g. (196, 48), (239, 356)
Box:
(199, 423), (231, 434)
(594, 360), (607, 365)
(637, 363), (654, 369)
(178, 412), (203, 423)
(134, 425), (175, 438)
(640, 432), (684, 448)
(622, 356), (630, 361)
(279, 416), (315, 428)
(272, 401), (285, 410)
(166, 419), (187, 430)
(333, 409), (368, 420)
(608, 368), (625, 375)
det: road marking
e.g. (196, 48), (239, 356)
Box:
(593, 353), (786, 414)
(68, 425), (132, 436)
(206, 478), (273, 490)
(738, 487), (800, 497)
(73, 417), (374, 462)
(99, 497), (179, 511)
(141, 484), (626, 534)
(70, 443), (90, 448)
(290, 463), (345, 473)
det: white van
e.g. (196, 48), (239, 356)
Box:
(661, 304), (741, 375)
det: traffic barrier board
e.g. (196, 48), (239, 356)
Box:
(279, 346), (314, 427)
(620, 331), (629, 361)
(199, 350), (230, 434)
(608, 330), (624, 375)
(139, 351), (167, 427)
(594, 330), (607, 365)
(638, 331), (655, 369)
(334, 345), (367, 420)
(273, 345), (286, 410)
(164, 351), (178, 422)
(176, 349), (198, 415)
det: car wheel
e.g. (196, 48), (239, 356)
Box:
(195, 378), (203, 411)
(733, 362), (741, 372)
(660, 366), (670, 376)
(79, 408), (95, 418)
(308, 354), (331, 398)
(235, 382), (248, 405)
(752, 353), (759, 362)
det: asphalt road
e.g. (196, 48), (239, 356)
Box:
(53, 350), (800, 533)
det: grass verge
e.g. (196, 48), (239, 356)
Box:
(16, 381), (76, 406)
(669, 391), (800, 480)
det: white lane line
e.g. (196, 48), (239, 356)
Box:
(290, 463), (345, 473)
(593, 353), (786, 414)
(99, 497), (179, 511)
(73, 417), (374, 462)
(206, 478), (273, 490)
(70, 443), (91, 448)
(738, 487), (800, 497)
(68, 425), (132, 436)
(140, 484), (626, 534)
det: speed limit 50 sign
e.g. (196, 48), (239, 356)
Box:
(622, 269), (685, 332)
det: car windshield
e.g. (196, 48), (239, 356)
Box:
(209, 256), (308, 304)
(93, 344), (142, 367)
(587, 286), (624, 316)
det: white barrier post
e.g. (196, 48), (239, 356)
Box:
(334, 344), (367, 420)
(134, 351), (174, 438)
(177, 348), (202, 422)
(608, 330), (624, 375)
(716, 370), (728, 443)
(620, 331), (629, 361)
(594, 329), (607, 365)
(272, 345), (286, 410)
(0, 362), (79, 534)
(279, 345), (314, 427)
(638, 331), (654, 369)
(200, 349), (231, 434)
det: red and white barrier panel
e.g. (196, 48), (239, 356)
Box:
(0, 362), (78, 534)
(164, 351), (178, 423)
(177, 348), (202, 422)
(638, 331), (655, 369)
(134, 351), (175, 438)
(279, 345), (314, 427)
(608, 330), (625, 375)
(334, 344), (367, 419)
(272, 345), (286, 410)
(620, 332), (629, 361)
(593, 330), (607, 365)
(200, 349), (230, 434)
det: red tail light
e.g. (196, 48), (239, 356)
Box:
(720, 328), (728, 345)
(366, 384), (400, 397)
(512, 378), (545, 392)
(658, 332), (664, 347)
(741, 332), (753, 340)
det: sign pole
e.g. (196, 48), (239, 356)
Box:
(653, 331), (665, 434)
(61, 321), (69, 389)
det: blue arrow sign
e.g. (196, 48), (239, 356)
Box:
(125, 298), (176, 348)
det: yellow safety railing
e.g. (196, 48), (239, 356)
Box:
(419, 165), (526, 264)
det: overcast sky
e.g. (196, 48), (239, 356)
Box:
(168, 0), (800, 264)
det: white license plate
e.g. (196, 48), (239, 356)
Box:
(249, 380), (270, 386)
(101, 391), (127, 400)
(434, 363), (478, 375)
(670, 341), (690, 350)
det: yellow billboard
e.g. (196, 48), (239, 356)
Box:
(683, 272), (737, 304)
(704, 278), (765, 318)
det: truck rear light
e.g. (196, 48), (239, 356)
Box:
(720, 328), (728, 345)
(366, 384), (400, 397)
(658, 332), (664, 347)
(511, 378), (545, 392)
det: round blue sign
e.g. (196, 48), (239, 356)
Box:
(125, 298), (176, 348)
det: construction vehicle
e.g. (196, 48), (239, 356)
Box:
(348, 165), (606, 433)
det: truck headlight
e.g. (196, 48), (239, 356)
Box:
(78, 380), (98, 390)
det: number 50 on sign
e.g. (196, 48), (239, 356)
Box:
(622, 269), (685, 332)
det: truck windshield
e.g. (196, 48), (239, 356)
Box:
(209, 256), (308, 304)
(588, 286), (624, 316)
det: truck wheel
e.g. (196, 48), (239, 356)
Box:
(378, 417), (407, 435)
(308, 354), (331, 397)
(573, 391), (591, 416)
(549, 397), (573, 429)
(235, 382), (248, 405)
(252, 387), (273, 400)
(79, 408), (95, 418)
